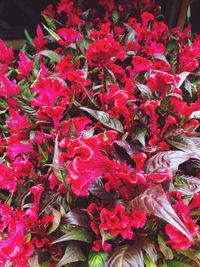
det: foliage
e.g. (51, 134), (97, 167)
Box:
(0, 0), (200, 266)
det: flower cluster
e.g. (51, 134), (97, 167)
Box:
(0, 0), (200, 266)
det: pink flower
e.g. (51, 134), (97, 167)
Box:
(0, 162), (17, 192)
(0, 38), (14, 65)
(147, 72), (180, 98)
(57, 27), (81, 46)
(34, 25), (47, 52)
(131, 56), (151, 75)
(165, 224), (191, 250)
(17, 50), (33, 80)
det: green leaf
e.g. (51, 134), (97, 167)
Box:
(105, 245), (144, 267)
(80, 107), (124, 133)
(176, 249), (200, 266)
(52, 227), (92, 244)
(24, 28), (34, 47)
(47, 208), (61, 235)
(43, 24), (61, 41)
(158, 234), (173, 260)
(55, 242), (86, 267)
(144, 254), (157, 267)
(165, 261), (192, 267)
(38, 50), (61, 62)
(52, 135), (66, 186)
(39, 145), (48, 165)
(89, 251), (108, 267)
(129, 184), (192, 241)
(42, 14), (56, 31)
(112, 9), (120, 23)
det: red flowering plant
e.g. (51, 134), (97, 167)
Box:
(1, 0), (200, 266)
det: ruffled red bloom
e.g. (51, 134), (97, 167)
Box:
(59, 131), (117, 196)
(61, 116), (91, 135)
(43, 4), (55, 18)
(86, 38), (125, 67)
(147, 72), (180, 99)
(165, 224), (191, 250)
(57, 27), (81, 46)
(31, 77), (70, 108)
(131, 56), (151, 75)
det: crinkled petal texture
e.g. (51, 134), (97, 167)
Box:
(60, 131), (117, 196)
(0, 162), (17, 192)
(165, 224), (191, 250)
(0, 226), (34, 265)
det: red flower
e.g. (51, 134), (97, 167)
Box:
(100, 205), (133, 239)
(34, 25), (47, 52)
(86, 38), (125, 67)
(17, 50), (33, 80)
(147, 72), (180, 98)
(0, 162), (17, 192)
(0, 38), (14, 65)
(165, 224), (191, 250)
(131, 56), (151, 75)
(57, 27), (81, 46)
(60, 133), (115, 196)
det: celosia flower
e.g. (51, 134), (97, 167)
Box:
(31, 77), (70, 108)
(6, 108), (32, 139)
(0, 162), (17, 192)
(131, 56), (151, 75)
(165, 224), (191, 250)
(147, 72), (180, 98)
(86, 38), (125, 67)
(0, 38), (14, 65)
(57, 27), (81, 46)
(17, 50), (33, 80)
(34, 25), (47, 52)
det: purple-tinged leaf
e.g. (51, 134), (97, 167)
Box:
(52, 227), (92, 244)
(177, 71), (190, 88)
(80, 107), (124, 133)
(144, 151), (193, 173)
(105, 245), (144, 267)
(184, 79), (192, 97)
(167, 134), (200, 160)
(153, 53), (169, 65)
(132, 125), (147, 147)
(62, 208), (90, 228)
(135, 83), (153, 100)
(140, 239), (157, 264)
(174, 175), (200, 195)
(114, 140), (139, 155)
(55, 242), (86, 267)
(128, 184), (192, 241)
(132, 106), (151, 132)
(88, 177), (114, 202)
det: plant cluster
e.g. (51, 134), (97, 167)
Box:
(0, 0), (200, 266)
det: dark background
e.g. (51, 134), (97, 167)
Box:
(0, 0), (199, 41)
